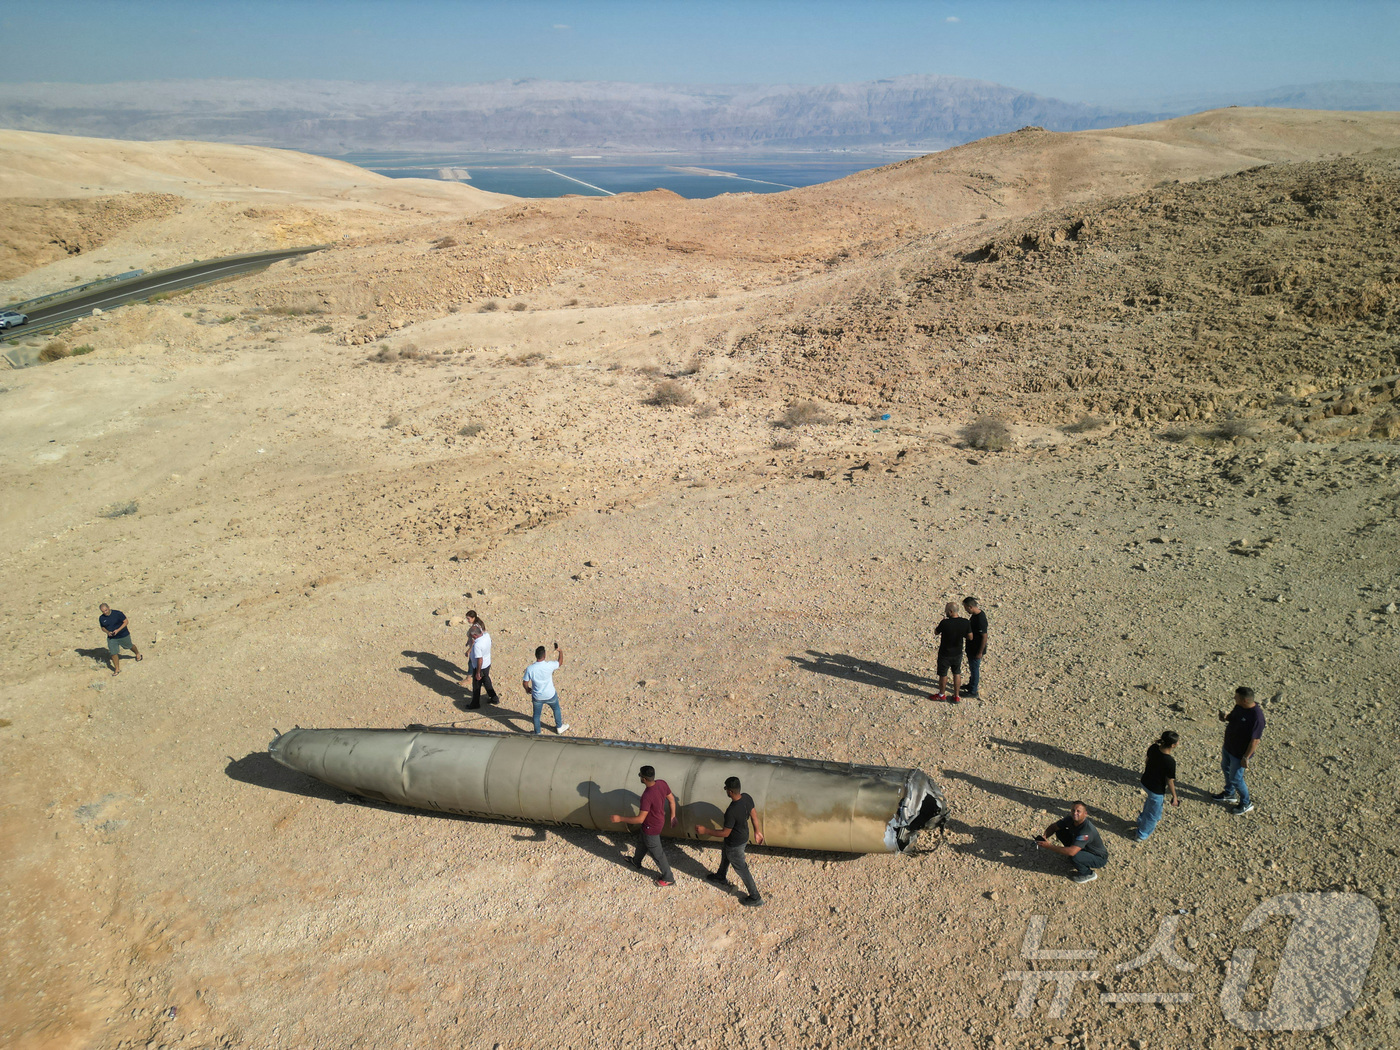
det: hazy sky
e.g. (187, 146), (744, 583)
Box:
(3, 0), (1396, 106)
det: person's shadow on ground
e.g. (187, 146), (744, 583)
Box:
(941, 817), (1066, 876)
(787, 650), (938, 698)
(400, 650), (466, 704)
(942, 768), (1137, 838)
(75, 646), (113, 667)
(989, 737), (1214, 802)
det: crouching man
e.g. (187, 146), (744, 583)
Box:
(1036, 800), (1109, 884)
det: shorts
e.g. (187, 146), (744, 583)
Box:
(107, 634), (135, 654)
(936, 649), (963, 676)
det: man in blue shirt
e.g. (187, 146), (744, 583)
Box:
(522, 642), (570, 736)
(1214, 686), (1266, 816)
(98, 602), (142, 675)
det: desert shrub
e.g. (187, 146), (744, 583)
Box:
(100, 500), (138, 518)
(383, 414), (402, 429)
(479, 300), (501, 312)
(962, 415), (1012, 451)
(399, 344), (420, 360)
(510, 302), (528, 312)
(508, 351), (547, 366)
(39, 340), (71, 362)
(311, 324), (332, 334)
(638, 364), (662, 376)
(459, 423), (485, 437)
(370, 347), (399, 363)
(1062, 414), (1105, 434)
(1205, 415), (1258, 442)
(566, 298), (580, 307)
(772, 435), (799, 450)
(694, 404), (718, 419)
(646, 380), (694, 408)
(218, 315), (236, 324)
(706, 291), (719, 299)
(72, 345), (96, 356)
(447, 304), (461, 314)
(777, 400), (831, 428)
(432, 236), (458, 250)
(676, 356), (701, 376)
(1159, 427), (1191, 443)
(357, 313), (369, 320)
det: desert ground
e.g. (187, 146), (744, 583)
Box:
(2, 111), (1399, 1050)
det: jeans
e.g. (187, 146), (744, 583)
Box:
(634, 832), (674, 882)
(471, 666), (498, 706)
(1135, 790), (1165, 840)
(1071, 851), (1108, 876)
(717, 842), (761, 900)
(1221, 747), (1251, 807)
(532, 694), (563, 734)
(966, 656), (982, 696)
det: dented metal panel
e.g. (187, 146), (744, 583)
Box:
(268, 726), (947, 854)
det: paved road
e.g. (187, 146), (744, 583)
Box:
(10, 246), (325, 334)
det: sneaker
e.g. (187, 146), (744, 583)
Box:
(1070, 871), (1099, 884)
(1211, 790), (1239, 804)
(1131, 833), (1149, 843)
(556, 723), (570, 735)
(962, 691), (979, 699)
(655, 879), (672, 888)
(1231, 802), (1255, 816)
(705, 872), (728, 885)
(930, 693), (948, 702)
(740, 896), (765, 907)
(950, 695), (962, 703)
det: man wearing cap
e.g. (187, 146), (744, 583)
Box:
(466, 622), (498, 709)
(696, 776), (765, 906)
(610, 765), (677, 888)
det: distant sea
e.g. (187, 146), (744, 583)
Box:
(320, 150), (919, 199)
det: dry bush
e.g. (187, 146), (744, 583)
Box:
(646, 380), (694, 408)
(962, 415), (1012, 451)
(1205, 415), (1258, 442)
(311, 324), (332, 334)
(100, 500), (138, 518)
(772, 435), (799, 450)
(432, 236), (458, 250)
(369, 347), (399, 363)
(706, 291), (720, 299)
(1062, 414), (1105, 434)
(676, 356), (701, 376)
(637, 364), (663, 376)
(1159, 427), (1192, 444)
(510, 302), (528, 312)
(383, 414), (402, 429)
(508, 351), (547, 367)
(72, 344), (96, 356)
(459, 423), (484, 437)
(399, 345), (421, 360)
(777, 400), (832, 428)
(479, 300), (501, 312)
(694, 404), (718, 419)
(39, 340), (71, 362)
(566, 298), (580, 307)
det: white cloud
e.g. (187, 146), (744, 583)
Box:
(553, 24), (571, 30)
(946, 16), (960, 23)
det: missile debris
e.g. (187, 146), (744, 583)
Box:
(269, 726), (947, 853)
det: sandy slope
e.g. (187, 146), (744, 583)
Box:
(2, 111), (1398, 1050)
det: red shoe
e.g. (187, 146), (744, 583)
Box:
(930, 693), (948, 702)
(656, 879), (672, 888)
(951, 695), (962, 703)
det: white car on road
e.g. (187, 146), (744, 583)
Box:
(0, 310), (28, 329)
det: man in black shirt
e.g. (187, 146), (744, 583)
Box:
(98, 602), (142, 675)
(929, 602), (971, 702)
(1036, 801), (1109, 883)
(696, 776), (765, 906)
(1133, 731), (1180, 842)
(963, 596), (989, 699)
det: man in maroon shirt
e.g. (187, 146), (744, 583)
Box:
(610, 765), (677, 887)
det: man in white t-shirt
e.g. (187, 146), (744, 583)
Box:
(522, 642), (569, 735)
(467, 624), (498, 709)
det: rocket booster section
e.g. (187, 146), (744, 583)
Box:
(269, 727), (947, 854)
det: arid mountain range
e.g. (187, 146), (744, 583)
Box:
(2, 74), (1396, 153)
(2, 110), (1399, 1050)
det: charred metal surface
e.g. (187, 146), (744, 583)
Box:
(268, 726), (947, 854)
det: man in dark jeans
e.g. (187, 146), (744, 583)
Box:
(963, 596), (989, 699)
(1215, 686), (1265, 816)
(1036, 801), (1110, 884)
(696, 776), (765, 906)
(610, 765), (677, 888)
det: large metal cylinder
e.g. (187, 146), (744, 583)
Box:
(268, 727), (947, 854)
